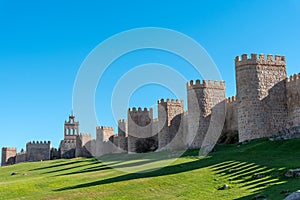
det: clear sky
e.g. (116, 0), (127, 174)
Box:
(0, 0), (299, 151)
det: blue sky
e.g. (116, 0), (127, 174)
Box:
(0, 0), (299, 151)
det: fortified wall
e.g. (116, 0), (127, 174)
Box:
(95, 126), (116, 156)
(26, 141), (51, 162)
(75, 133), (92, 158)
(187, 80), (226, 148)
(1, 147), (16, 166)
(287, 74), (300, 128)
(127, 107), (156, 153)
(235, 54), (287, 141)
(2, 53), (300, 164)
(158, 99), (185, 151)
(118, 119), (128, 151)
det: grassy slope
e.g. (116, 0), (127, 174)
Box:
(0, 138), (300, 200)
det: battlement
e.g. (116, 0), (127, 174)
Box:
(27, 141), (51, 145)
(157, 98), (184, 104)
(226, 96), (236, 103)
(118, 119), (126, 123)
(287, 73), (300, 83)
(2, 147), (16, 151)
(128, 107), (153, 113)
(62, 140), (76, 143)
(187, 79), (225, 90)
(235, 53), (286, 67)
(96, 126), (114, 131)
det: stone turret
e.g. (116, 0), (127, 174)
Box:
(187, 79), (226, 148)
(286, 73), (300, 128)
(157, 98), (184, 150)
(95, 126), (115, 156)
(118, 119), (128, 151)
(1, 147), (16, 166)
(235, 54), (287, 142)
(127, 107), (156, 153)
(26, 141), (51, 162)
(75, 133), (92, 158)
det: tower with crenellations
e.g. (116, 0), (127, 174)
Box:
(235, 54), (288, 142)
(286, 74), (300, 129)
(75, 133), (92, 158)
(127, 107), (156, 153)
(118, 119), (128, 152)
(187, 79), (226, 148)
(26, 141), (51, 162)
(157, 98), (184, 150)
(95, 126), (116, 156)
(1, 147), (16, 166)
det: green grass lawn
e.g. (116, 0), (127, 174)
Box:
(1, 138), (300, 200)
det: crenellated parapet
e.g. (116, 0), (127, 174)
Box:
(287, 73), (300, 83)
(128, 107), (153, 113)
(235, 53), (286, 67)
(157, 98), (184, 104)
(118, 119), (126, 123)
(96, 126), (114, 131)
(26, 141), (51, 145)
(226, 96), (236, 103)
(187, 79), (225, 90)
(62, 139), (76, 143)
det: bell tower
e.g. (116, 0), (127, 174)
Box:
(64, 114), (79, 140)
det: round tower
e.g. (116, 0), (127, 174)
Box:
(235, 53), (287, 142)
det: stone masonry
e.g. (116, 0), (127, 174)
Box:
(60, 115), (79, 158)
(26, 141), (51, 162)
(236, 54), (288, 141)
(118, 119), (128, 152)
(95, 126), (115, 156)
(158, 99), (184, 150)
(2, 53), (300, 164)
(127, 107), (156, 153)
(187, 80), (226, 148)
(287, 74), (300, 128)
(1, 147), (16, 166)
(75, 133), (92, 158)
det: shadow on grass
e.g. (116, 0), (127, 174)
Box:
(54, 138), (300, 200)
(30, 159), (90, 171)
(54, 165), (112, 176)
(55, 159), (164, 176)
(42, 161), (100, 175)
(54, 157), (215, 191)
